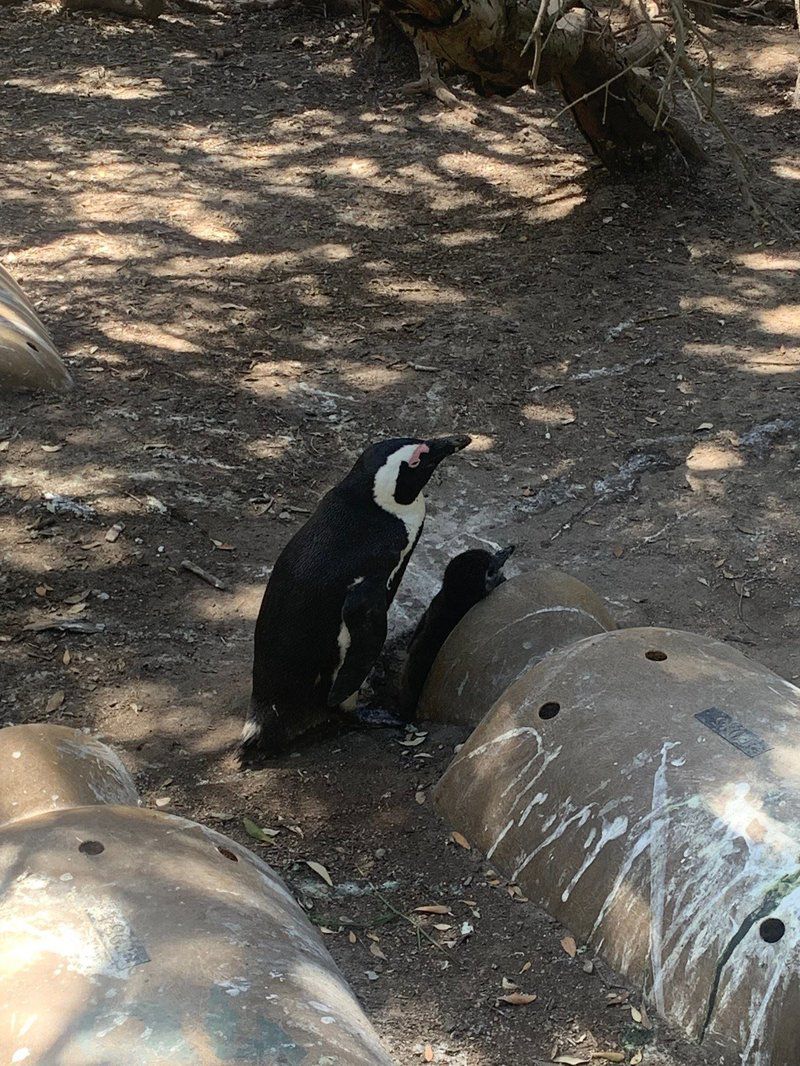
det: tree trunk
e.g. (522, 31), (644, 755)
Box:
(377, 0), (705, 170)
(60, 0), (164, 18)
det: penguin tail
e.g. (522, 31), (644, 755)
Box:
(237, 697), (283, 765)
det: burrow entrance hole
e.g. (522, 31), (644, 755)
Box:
(217, 846), (239, 862)
(538, 701), (561, 720)
(645, 650), (668, 662)
(759, 918), (785, 943)
(78, 840), (105, 856)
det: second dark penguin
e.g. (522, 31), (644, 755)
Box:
(241, 434), (471, 759)
(397, 544), (514, 721)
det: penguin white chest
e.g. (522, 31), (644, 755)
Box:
(386, 496), (425, 589)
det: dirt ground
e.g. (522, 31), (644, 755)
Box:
(1, 4), (799, 1063)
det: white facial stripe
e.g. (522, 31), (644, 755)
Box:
(373, 444), (426, 592)
(372, 444), (422, 516)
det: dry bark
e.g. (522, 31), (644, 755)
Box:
(378, 0), (705, 170)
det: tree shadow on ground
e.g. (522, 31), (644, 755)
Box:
(0, 4), (798, 1062)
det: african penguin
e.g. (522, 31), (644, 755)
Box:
(397, 544), (515, 721)
(240, 434), (471, 760)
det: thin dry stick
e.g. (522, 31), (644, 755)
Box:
(521, 0), (551, 89)
(368, 884), (447, 952)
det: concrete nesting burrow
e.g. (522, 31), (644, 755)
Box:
(0, 263), (72, 392)
(418, 568), (616, 727)
(0, 724), (392, 1065)
(432, 624), (800, 1066)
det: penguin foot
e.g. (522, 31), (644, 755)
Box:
(348, 706), (407, 729)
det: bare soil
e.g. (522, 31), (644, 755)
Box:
(1, 5), (799, 1064)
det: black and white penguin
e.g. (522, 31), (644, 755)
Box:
(397, 544), (515, 721)
(240, 434), (471, 759)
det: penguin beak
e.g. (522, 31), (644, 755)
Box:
(493, 544), (515, 567)
(486, 544), (514, 589)
(424, 435), (472, 463)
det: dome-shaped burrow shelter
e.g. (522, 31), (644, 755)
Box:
(424, 583), (800, 1066)
(0, 264), (72, 392)
(0, 724), (392, 1065)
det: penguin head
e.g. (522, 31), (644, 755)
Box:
(351, 435), (471, 510)
(441, 544), (515, 609)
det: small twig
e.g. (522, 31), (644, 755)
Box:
(368, 884), (447, 952)
(181, 559), (230, 591)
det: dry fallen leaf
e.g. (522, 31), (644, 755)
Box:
(41, 443), (63, 452)
(423, 1046), (434, 1062)
(242, 817), (279, 844)
(45, 690), (65, 714)
(414, 905), (452, 915)
(520, 961), (532, 974)
(591, 1054), (625, 1063)
(451, 831), (471, 850)
(499, 992), (537, 1005)
(348, 931), (357, 944)
(62, 648), (71, 666)
(211, 539), (236, 551)
(553, 1056), (590, 1065)
(369, 942), (387, 960)
(630, 1051), (643, 1064)
(415, 790), (426, 805)
(399, 734), (427, 747)
(433, 923), (452, 931)
(501, 977), (518, 991)
(561, 935), (578, 957)
(305, 860), (333, 886)
(638, 1004), (652, 1030)
(630, 1006), (642, 1024)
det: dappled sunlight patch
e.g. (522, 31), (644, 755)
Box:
(737, 253), (800, 272)
(684, 341), (800, 374)
(0, 462), (120, 499)
(756, 303), (800, 338)
(326, 156), (381, 180)
(465, 433), (495, 452)
(368, 277), (466, 305)
(103, 321), (203, 355)
(439, 229), (498, 247)
(680, 294), (742, 316)
(773, 160), (800, 182)
(522, 401), (576, 426)
(685, 441), (744, 500)
(246, 436), (296, 461)
(336, 364), (406, 392)
(191, 581), (263, 624)
(5, 74), (166, 101)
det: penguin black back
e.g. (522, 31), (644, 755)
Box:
(398, 545), (514, 721)
(241, 434), (471, 760)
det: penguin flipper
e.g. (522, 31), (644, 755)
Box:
(327, 577), (388, 708)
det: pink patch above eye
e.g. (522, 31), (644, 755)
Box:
(408, 443), (430, 468)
